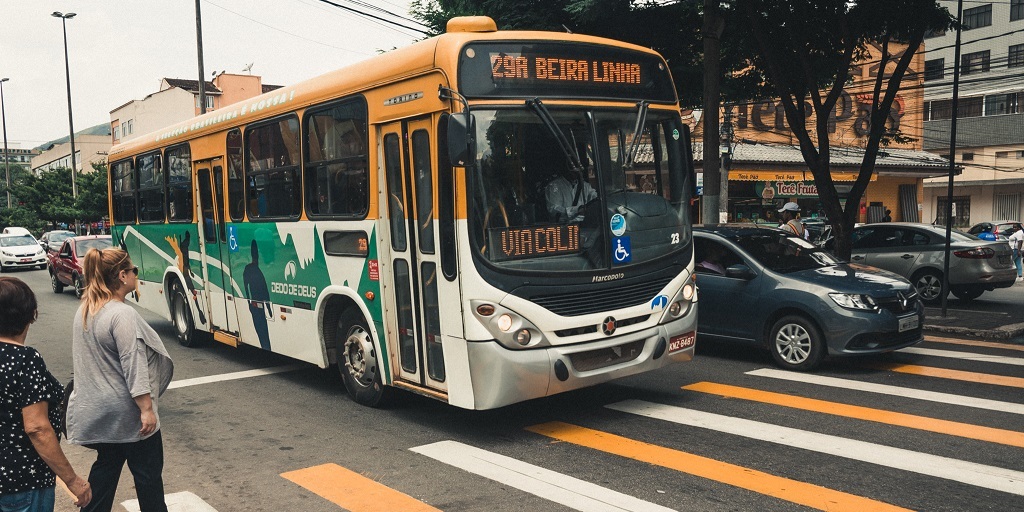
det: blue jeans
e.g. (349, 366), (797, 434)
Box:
(0, 487), (55, 512)
(1014, 250), (1022, 277)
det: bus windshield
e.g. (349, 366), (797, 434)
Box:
(468, 107), (692, 272)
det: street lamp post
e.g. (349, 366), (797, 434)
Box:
(53, 11), (79, 233)
(1, 77), (11, 209)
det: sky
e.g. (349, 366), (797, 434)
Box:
(0, 0), (423, 149)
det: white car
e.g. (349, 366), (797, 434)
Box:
(0, 234), (48, 271)
(2, 226), (33, 236)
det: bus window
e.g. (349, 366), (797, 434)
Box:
(383, 134), (406, 251)
(411, 129), (434, 254)
(136, 152), (164, 223)
(437, 115), (457, 280)
(166, 145), (193, 222)
(303, 98), (369, 218)
(110, 159), (136, 224)
(246, 116), (301, 220)
(227, 129), (244, 221)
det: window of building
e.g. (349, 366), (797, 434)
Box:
(961, 50), (990, 75)
(961, 152), (975, 161)
(1013, 0), (1023, 21)
(110, 159), (136, 224)
(166, 144), (193, 222)
(303, 97), (369, 218)
(985, 93), (1017, 116)
(936, 196), (971, 227)
(995, 194), (1021, 221)
(959, 96), (983, 118)
(227, 129), (244, 221)
(194, 95), (215, 110)
(996, 151), (1010, 158)
(122, 120), (133, 136)
(930, 99), (952, 120)
(924, 58), (944, 81)
(136, 152), (165, 223)
(246, 115), (301, 219)
(963, 4), (992, 29)
(1010, 44), (1024, 68)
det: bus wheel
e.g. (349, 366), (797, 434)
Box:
(338, 312), (390, 407)
(171, 284), (201, 348)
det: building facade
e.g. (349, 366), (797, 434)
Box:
(1, 146), (40, 167)
(921, 0), (1024, 226)
(31, 133), (111, 175)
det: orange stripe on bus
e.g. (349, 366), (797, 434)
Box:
(870, 362), (1024, 388)
(683, 382), (1024, 448)
(525, 422), (912, 512)
(281, 463), (442, 512)
(924, 335), (1024, 352)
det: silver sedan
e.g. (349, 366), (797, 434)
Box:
(850, 222), (1016, 303)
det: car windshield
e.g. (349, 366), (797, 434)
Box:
(51, 232), (74, 243)
(1, 235), (38, 247)
(466, 107), (693, 272)
(735, 232), (840, 273)
(78, 238), (112, 253)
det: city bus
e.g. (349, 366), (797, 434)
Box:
(107, 16), (698, 410)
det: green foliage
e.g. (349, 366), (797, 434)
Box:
(76, 163), (109, 223)
(0, 163), (109, 231)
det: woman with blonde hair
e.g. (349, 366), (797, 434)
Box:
(65, 248), (173, 512)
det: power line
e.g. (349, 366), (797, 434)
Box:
(205, 0), (373, 55)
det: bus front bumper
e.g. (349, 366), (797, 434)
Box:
(466, 313), (697, 410)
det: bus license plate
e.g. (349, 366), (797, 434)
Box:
(669, 331), (696, 352)
(898, 315), (919, 332)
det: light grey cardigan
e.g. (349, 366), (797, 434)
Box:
(67, 300), (174, 445)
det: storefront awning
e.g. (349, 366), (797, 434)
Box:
(728, 170), (875, 182)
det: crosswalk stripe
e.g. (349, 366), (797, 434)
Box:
(606, 400), (1024, 497)
(122, 491), (217, 512)
(747, 368), (1024, 415)
(869, 362), (1024, 388)
(526, 422), (912, 512)
(925, 335), (1024, 352)
(281, 463), (442, 512)
(898, 347), (1024, 366)
(683, 382), (1024, 448)
(167, 364), (305, 389)
(411, 440), (675, 512)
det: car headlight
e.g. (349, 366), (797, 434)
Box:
(1, 251), (13, 257)
(829, 293), (878, 311)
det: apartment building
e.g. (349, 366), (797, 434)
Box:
(922, 0), (1024, 225)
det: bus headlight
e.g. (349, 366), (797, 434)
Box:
(515, 329), (532, 345)
(681, 283), (695, 301)
(669, 301), (683, 317)
(498, 314), (513, 332)
(470, 300), (549, 349)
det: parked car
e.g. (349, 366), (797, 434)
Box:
(0, 234), (48, 272)
(39, 230), (76, 252)
(694, 225), (923, 371)
(849, 222), (1016, 303)
(48, 235), (113, 298)
(2, 227), (33, 237)
(967, 220), (1023, 242)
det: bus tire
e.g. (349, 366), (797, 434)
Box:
(171, 283), (202, 348)
(337, 310), (390, 407)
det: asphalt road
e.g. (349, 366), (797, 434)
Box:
(8, 267), (1022, 512)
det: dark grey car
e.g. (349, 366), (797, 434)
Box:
(695, 225), (923, 371)
(850, 222), (1016, 303)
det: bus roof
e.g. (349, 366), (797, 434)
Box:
(108, 17), (675, 160)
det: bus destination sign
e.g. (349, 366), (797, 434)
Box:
(459, 42), (676, 102)
(488, 224), (582, 261)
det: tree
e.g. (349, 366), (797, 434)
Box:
(733, 0), (952, 259)
(76, 163), (110, 224)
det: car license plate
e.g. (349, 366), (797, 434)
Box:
(19, 258), (31, 262)
(669, 331), (696, 352)
(898, 315), (919, 332)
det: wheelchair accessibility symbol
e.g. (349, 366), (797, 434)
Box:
(612, 236), (631, 264)
(228, 226), (239, 253)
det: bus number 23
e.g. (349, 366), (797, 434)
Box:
(670, 233), (680, 244)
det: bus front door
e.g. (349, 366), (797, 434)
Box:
(197, 165), (239, 335)
(380, 118), (447, 393)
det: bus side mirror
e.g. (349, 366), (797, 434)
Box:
(446, 112), (476, 167)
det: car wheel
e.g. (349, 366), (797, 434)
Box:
(171, 284), (201, 347)
(768, 315), (825, 371)
(336, 309), (391, 407)
(50, 270), (64, 293)
(911, 270), (944, 305)
(73, 274), (86, 299)
(951, 286), (983, 302)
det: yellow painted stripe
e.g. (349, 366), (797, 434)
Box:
(526, 422), (912, 512)
(684, 382), (1024, 448)
(871, 362), (1024, 388)
(925, 335), (1024, 352)
(282, 463), (442, 512)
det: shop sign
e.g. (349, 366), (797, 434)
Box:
(755, 181), (819, 199)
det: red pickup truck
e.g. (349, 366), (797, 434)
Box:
(48, 235), (112, 298)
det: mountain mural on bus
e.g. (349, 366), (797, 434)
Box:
(111, 222), (385, 365)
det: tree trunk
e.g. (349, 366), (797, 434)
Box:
(701, 0), (725, 224)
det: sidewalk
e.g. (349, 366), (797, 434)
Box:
(924, 302), (1024, 341)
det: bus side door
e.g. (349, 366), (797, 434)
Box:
(380, 117), (447, 393)
(197, 164), (239, 334)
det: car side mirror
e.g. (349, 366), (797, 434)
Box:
(725, 264), (755, 280)
(446, 112), (476, 167)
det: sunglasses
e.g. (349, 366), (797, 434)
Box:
(126, 266), (139, 276)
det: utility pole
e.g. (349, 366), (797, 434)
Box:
(940, 0), (964, 317)
(1, 78), (10, 209)
(53, 11), (79, 233)
(701, 0), (726, 224)
(719, 106), (733, 222)
(196, 0), (208, 115)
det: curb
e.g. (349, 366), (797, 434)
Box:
(924, 322), (1024, 340)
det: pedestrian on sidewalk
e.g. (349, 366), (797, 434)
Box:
(1009, 227), (1023, 281)
(0, 276), (92, 511)
(66, 248), (174, 512)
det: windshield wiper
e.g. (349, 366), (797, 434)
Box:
(622, 101), (649, 170)
(525, 98), (587, 200)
